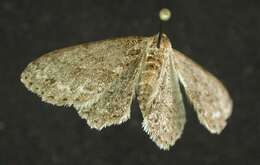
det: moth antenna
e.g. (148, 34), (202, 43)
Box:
(157, 8), (172, 48)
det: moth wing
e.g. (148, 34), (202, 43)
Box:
(141, 53), (186, 150)
(77, 56), (141, 129)
(172, 49), (233, 134)
(21, 36), (146, 129)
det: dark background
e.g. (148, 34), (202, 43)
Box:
(1, 0), (259, 164)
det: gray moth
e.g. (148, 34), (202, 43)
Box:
(21, 34), (233, 150)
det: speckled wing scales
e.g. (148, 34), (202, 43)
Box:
(77, 57), (141, 130)
(139, 50), (186, 150)
(21, 36), (147, 129)
(172, 49), (233, 134)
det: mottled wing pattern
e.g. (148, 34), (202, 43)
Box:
(21, 36), (147, 129)
(172, 49), (233, 134)
(140, 50), (186, 150)
(77, 57), (141, 129)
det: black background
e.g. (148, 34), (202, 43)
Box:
(1, 0), (259, 164)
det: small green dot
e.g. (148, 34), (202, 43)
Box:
(159, 8), (172, 21)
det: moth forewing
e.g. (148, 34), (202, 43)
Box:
(20, 36), (146, 129)
(77, 54), (142, 130)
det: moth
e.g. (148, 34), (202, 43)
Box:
(21, 34), (233, 150)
